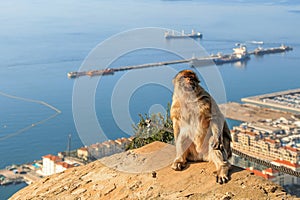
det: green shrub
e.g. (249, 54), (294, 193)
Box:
(126, 104), (174, 150)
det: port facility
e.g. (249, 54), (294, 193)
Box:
(242, 88), (300, 114)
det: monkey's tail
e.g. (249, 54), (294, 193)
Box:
(223, 122), (232, 159)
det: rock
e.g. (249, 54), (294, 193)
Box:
(222, 191), (234, 199)
(71, 188), (87, 195)
(10, 142), (297, 200)
(152, 171), (157, 178)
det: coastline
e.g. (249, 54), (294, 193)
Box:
(3, 88), (300, 184)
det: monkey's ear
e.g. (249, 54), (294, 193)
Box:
(172, 74), (178, 85)
(195, 75), (200, 84)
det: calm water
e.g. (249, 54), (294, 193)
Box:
(1, 0), (300, 198)
(0, 183), (27, 200)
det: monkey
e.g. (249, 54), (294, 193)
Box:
(170, 69), (232, 184)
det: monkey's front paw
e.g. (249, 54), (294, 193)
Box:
(211, 137), (221, 150)
(216, 173), (228, 184)
(171, 161), (186, 171)
(214, 165), (230, 184)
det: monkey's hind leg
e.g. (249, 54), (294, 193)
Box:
(171, 134), (192, 171)
(209, 138), (231, 184)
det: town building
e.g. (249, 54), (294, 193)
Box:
(42, 154), (73, 176)
(77, 147), (89, 161)
(271, 159), (300, 172)
(55, 162), (74, 174)
(247, 165), (300, 186)
(42, 154), (62, 176)
(232, 118), (300, 165)
(85, 137), (133, 160)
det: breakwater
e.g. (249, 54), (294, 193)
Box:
(0, 91), (61, 141)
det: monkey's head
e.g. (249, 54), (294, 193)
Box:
(173, 70), (200, 92)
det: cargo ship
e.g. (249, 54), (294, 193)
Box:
(253, 44), (293, 55)
(164, 29), (203, 39)
(213, 45), (250, 65)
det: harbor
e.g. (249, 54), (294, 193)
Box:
(0, 164), (42, 186)
(67, 44), (293, 79)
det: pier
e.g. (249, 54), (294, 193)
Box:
(0, 169), (24, 186)
(67, 44), (293, 78)
(67, 58), (195, 78)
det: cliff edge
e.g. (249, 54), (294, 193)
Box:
(10, 142), (296, 200)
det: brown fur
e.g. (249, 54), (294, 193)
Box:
(170, 70), (232, 184)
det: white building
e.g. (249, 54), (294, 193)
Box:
(42, 154), (62, 176)
(55, 162), (74, 173)
(42, 154), (73, 176)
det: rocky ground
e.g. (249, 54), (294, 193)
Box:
(10, 142), (298, 200)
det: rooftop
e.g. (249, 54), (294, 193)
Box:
(56, 162), (74, 169)
(272, 159), (300, 168)
(264, 168), (279, 174)
(42, 154), (61, 162)
(246, 168), (275, 180)
(284, 146), (299, 153)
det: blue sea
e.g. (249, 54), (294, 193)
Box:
(1, 0), (300, 199)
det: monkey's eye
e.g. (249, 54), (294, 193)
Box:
(182, 75), (191, 79)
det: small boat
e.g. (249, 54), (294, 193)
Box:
(249, 41), (264, 45)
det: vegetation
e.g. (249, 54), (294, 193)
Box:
(126, 104), (174, 150)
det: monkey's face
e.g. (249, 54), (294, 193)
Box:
(173, 70), (200, 92)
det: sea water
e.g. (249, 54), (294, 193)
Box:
(1, 0), (300, 198)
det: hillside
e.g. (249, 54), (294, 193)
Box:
(10, 142), (296, 200)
